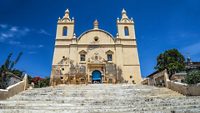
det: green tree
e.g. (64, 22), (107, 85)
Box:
(0, 52), (23, 89)
(185, 70), (200, 84)
(27, 75), (33, 84)
(38, 77), (50, 88)
(0, 53), (13, 89)
(155, 49), (185, 78)
(32, 76), (50, 88)
(11, 69), (24, 78)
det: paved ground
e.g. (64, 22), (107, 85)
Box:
(0, 84), (200, 113)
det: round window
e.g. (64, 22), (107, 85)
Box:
(94, 36), (99, 41)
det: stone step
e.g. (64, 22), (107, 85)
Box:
(0, 106), (200, 113)
(7, 98), (191, 102)
(1, 84), (199, 113)
(1, 102), (199, 108)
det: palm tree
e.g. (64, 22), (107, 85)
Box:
(0, 52), (23, 89)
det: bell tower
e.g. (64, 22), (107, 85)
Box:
(117, 9), (135, 39)
(56, 9), (74, 39)
(115, 9), (142, 84)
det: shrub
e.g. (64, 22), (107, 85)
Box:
(185, 70), (200, 84)
(32, 76), (50, 88)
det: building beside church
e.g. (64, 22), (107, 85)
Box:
(50, 9), (142, 85)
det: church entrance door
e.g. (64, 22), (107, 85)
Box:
(92, 70), (102, 84)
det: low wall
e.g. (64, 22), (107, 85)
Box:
(167, 81), (200, 96)
(167, 81), (188, 95)
(144, 69), (200, 96)
(0, 74), (28, 100)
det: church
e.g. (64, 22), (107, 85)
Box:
(50, 9), (142, 85)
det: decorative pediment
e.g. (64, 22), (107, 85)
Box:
(88, 53), (106, 64)
(79, 50), (87, 54)
(106, 50), (114, 54)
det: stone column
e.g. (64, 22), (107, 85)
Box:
(87, 66), (91, 83)
(103, 65), (106, 82)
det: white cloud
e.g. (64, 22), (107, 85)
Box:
(0, 24), (8, 29)
(169, 32), (199, 41)
(0, 36), (5, 42)
(24, 28), (30, 32)
(0, 24), (50, 42)
(28, 51), (37, 54)
(38, 29), (51, 36)
(182, 42), (200, 56)
(19, 28), (30, 36)
(0, 33), (13, 42)
(19, 44), (44, 49)
(0, 24), (48, 49)
(38, 44), (44, 48)
(0, 25), (32, 47)
(10, 26), (18, 32)
(8, 40), (21, 45)
(0, 26), (30, 42)
(1, 33), (13, 38)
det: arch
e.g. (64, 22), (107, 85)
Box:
(79, 50), (87, 54)
(63, 27), (68, 36)
(78, 29), (114, 41)
(124, 27), (129, 36)
(92, 70), (102, 83)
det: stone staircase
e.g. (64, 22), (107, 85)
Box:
(0, 84), (200, 113)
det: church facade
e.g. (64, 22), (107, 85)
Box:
(50, 9), (142, 85)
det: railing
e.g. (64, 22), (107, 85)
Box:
(0, 74), (28, 100)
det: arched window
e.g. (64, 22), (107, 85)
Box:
(106, 50), (113, 62)
(80, 54), (86, 61)
(107, 54), (112, 61)
(63, 27), (68, 36)
(124, 27), (129, 36)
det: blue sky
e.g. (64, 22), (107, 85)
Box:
(0, 0), (200, 78)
